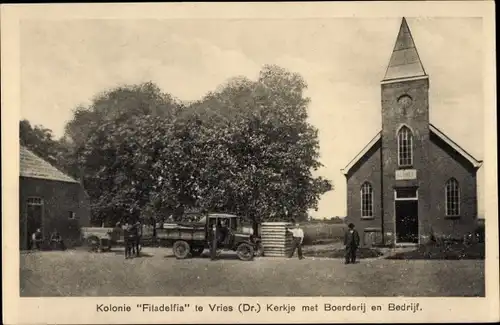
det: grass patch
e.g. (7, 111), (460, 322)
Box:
(301, 223), (347, 246)
(304, 247), (384, 259)
(386, 242), (485, 260)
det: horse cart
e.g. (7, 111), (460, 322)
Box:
(81, 227), (121, 252)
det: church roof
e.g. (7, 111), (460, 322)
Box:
(342, 18), (482, 176)
(20, 145), (79, 183)
(383, 17), (427, 82)
(341, 132), (381, 175)
(428, 124), (483, 169)
(341, 125), (483, 176)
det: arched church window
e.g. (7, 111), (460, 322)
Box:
(445, 178), (460, 216)
(398, 126), (413, 167)
(361, 182), (373, 217)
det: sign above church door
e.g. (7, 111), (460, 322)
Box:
(395, 169), (417, 180)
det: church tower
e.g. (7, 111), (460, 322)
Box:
(380, 18), (431, 244)
(343, 17), (482, 248)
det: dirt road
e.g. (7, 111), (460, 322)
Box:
(20, 247), (484, 297)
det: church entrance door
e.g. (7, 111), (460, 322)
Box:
(394, 188), (419, 244)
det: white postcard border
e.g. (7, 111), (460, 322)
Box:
(2, 2), (498, 324)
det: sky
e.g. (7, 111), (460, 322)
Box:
(19, 17), (485, 219)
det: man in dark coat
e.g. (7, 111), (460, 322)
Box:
(344, 223), (360, 264)
(49, 228), (65, 250)
(210, 223), (218, 261)
(132, 221), (141, 257)
(217, 219), (229, 245)
(124, 222), (135, 259)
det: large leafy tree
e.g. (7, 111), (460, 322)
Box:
(19, 119), (67, 169)
(62, 82), (183, 225)
(183, 65), (332, 225)
(62, 66), (332, 226)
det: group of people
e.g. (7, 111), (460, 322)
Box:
(31, 228), (65, 251)
(114, 221), (142, 259)
(32, 219), (361, 264)
(286, 221), (360, 264)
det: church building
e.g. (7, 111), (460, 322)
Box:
(342, 18), (482, 247)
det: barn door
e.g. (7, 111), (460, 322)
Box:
(26, 197), (44, 249)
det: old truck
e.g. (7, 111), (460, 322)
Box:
(156, 213), (262, 261)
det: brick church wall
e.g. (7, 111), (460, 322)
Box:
(428, 134), (479, 240)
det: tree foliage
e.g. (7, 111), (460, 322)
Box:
(25, 67), (333, 226)
(20, 119), (67, 169)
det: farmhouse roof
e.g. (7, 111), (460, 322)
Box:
(20, 145), (79, 183)
(382, 17), (427, 83)
(341, 124), (483, 176)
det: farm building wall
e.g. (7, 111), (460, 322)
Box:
(19, 177), (91, 250)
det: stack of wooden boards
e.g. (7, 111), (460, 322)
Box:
(260, 222), (293, 257)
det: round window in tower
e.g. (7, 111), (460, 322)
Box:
(397, 94), (413, 113)
(398, 95), (413, 114)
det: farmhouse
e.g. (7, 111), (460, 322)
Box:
(342, 18), (482, 247)
(19, 145), (91, 250)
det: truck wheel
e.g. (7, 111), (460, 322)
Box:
(190, 247), (204, 257)
(173, 241), (190, 259)
(236, 243), (254, 261)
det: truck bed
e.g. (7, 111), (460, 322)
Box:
(156, 223), (207, 243)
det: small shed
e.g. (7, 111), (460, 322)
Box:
(19, 146), (91, 250)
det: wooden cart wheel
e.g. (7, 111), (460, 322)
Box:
(236, 243), (254, 261)
(173, 241), (191, 259)
(86, 236), (100, 252)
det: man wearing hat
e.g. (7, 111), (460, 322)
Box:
(344, 223), (360, 264)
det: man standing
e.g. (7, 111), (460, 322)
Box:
(210, 223), (218, 261)
(134, 221), (142, 257)
(123, 221), (134, 259)
(31, 228), (43, 250)
(218, 219), (230, 245)
(286, 221), (304, 260)
(344, 223), (360, 264)
(49, 228), (65, 250)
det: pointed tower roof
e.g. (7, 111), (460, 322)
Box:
(383, 17), (427, 82)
